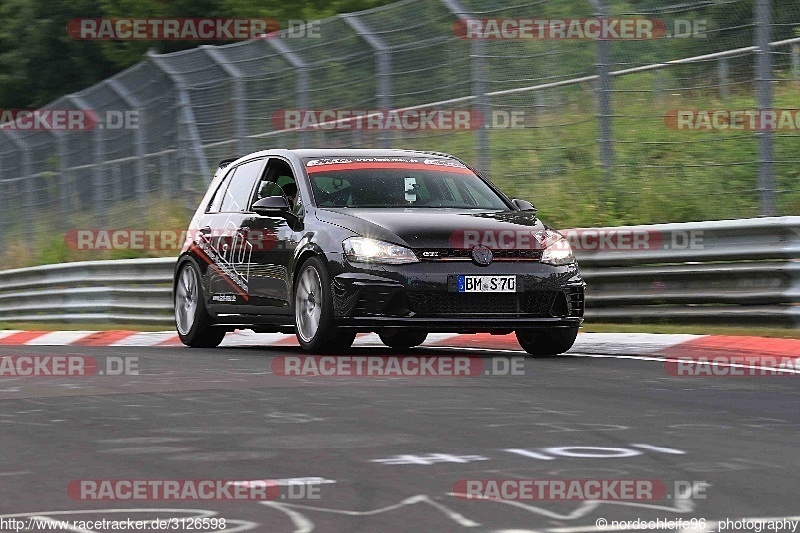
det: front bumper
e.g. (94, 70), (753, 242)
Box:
(329, 255), (584, 332)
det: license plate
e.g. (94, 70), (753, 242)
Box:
(457, 275), (517, 293)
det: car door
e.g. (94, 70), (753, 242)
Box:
(237, 157), (303, 314)
(199, 157), (266, 315)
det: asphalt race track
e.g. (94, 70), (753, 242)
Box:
(0, 340), (798, 532)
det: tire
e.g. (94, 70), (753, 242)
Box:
(294, 256), (356, 353)
(174, 262), (226, 348)
(378, 329), (428, 349)
(516, 327), (578, 357)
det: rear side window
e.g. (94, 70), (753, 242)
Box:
(208, 173), (233, 213)
(219, 159), (265, 212)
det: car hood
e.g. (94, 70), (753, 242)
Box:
(315, 208), (546, 249)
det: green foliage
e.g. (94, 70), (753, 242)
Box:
(0, 0), (116, 108)
(35, 234), (71, 264)
(0, 0), (398, 108)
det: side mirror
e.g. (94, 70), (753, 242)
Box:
(252, 195), (292, 217)
(512, 198), (537, 213)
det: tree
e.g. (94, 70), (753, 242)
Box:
(0, 0), (395, 109)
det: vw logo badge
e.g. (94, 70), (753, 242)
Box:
(471, 245), (493, 266)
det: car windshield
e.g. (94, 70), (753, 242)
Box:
(303, 157), (509, 209)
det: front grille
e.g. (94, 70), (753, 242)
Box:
(333, 280), (411, 317)
(354, 289), (408, 317)
(407, 291), (557, 317)
(493, 249), (542, 261)
(415, 248), (541, 261)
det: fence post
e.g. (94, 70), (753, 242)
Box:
(68, 95), (107, 226)
(442, 0), (489, 174)
(160, 151), (173, 199)
(201, 46), (250, 155)
(3, 132), (36, 247)
(653, 68), (666, 104)
(471, 40), (490, 175)
(268, 39), (310, 148)
(0, 137), (5, 252)
(718, 57), (730, 99)
(754, 0), (775, 216)
(341, 14), (393, 148)
(52, 131), (71, 215)
(593, 0), (615, 198)
(107, 78), (148, 215)
(147, 51), (211, 194)
(792, 44), (800, 82)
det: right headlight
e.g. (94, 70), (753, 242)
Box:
(342, 237), (419, 265)
(539, 230), (575, 266)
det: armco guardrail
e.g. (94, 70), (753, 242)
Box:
(574, 217), (800, 327)
(0, 217), (798, 328)
(0, 258), (175, 325)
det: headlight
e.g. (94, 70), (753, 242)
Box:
(342, 237), (419, 265)
(539, 230), (575, 266)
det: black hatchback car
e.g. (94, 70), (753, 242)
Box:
(173, 149), (584, 355)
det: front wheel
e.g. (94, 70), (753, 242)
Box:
(516, 327), (578, 357)
(294, 257), (356, 353)
(174, 262), (226, 348)
(378, 329), (428, 349)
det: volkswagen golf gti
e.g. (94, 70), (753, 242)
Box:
(173, 149), (584, 355)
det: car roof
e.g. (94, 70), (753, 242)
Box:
(224, 148), (460, 166)
(288, 149), (457, 159)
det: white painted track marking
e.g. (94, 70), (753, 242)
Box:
(261, 494), (480, 532)
(25, 331), (97, 345)
(0, 330), (22, 341)
(110, 331), (181, 346)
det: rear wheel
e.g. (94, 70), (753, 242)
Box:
(174, 262), (226, 348)
(516, 327), (578, 357)
(294, 257), (356, 353)
(378, 329), (428, 349)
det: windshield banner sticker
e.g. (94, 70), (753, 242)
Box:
(305, 158), (472, 174)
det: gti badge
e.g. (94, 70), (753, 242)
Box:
(471, 245), (493, 266)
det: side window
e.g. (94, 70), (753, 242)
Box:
(256, 181), (284, 199)
(254, 158), (299, 207)
(220, 158), (265, 212)
(208, 172), (234, 213)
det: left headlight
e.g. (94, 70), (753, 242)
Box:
(342, 237), (419, 265)
(539, 230), (575, 266)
